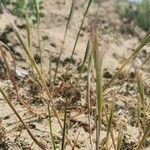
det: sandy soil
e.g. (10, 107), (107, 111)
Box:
(0, 0), (150, 150)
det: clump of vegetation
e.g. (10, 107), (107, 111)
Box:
(1, 0), (44, 23)
(116, 0), (150, 31)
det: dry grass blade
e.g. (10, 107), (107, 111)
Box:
(54, 0), (75, 83)
(0, 87), (46, 150)
(105, 32), (150, 90)
(137, 121), (150, 150)
(2, 8), (73, 148)
(0, 45), (35, 115)
(0, 41), (16, 72)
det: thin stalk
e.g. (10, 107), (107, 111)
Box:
(104, 103), (116, 150)
(34, 0), (43, 72)
(0, 46), (35, 115)
(0, 87), (46, 150)
(25, 14), (31, 49)
(105, 32), (150, 90)
(25, 14), (35, 78)
(2, 8), (73, 148)
(87, 54), (93, 149)
(116, 127), (123, 150)
(48, 53), (52, 85)
(95, 57), (103, 150)
(61, 99), (68, 150)
(54, 0), (75, 83)
(137, 122), (150, 150)
(90, 27), (104, 149)
(48, 102), (56, 150)
(67, 0), (93, 72)
(78, 39), (91, 82)
(136, 70), (146, 130)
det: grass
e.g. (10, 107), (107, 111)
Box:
(0, 1), (150, 149)
(116, 0), (150, 31)
(90, 25), (104, 150)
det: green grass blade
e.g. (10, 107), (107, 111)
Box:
(48, 53), (52, 85)
(87, 54), (93, 149)
(90, 27), (104, 150)
(136, 70), (146, 130)
(136, 71), (145, 106)
(48, 102), (56, 150)
(25, 14), (31, 49)
(117, 127), (123, 150)
(68, 0), (93, 69)
(77, 39), (91, 81)
(33, 0), (43, 72)
(61, 99), (68, 150)
(54, 0), (75, 82)
(105, 104), (114, 148)
(137, 122), (150, 150)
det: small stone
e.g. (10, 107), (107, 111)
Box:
(34, 54), (41, 64)
(3, 116), (10, 120)
(50, 42), (56, 48)
(103, 70), (113, 78)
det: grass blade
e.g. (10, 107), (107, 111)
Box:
(87, 54), (93, 149)
(136, 70), (146, 130)
(105, 104), (115, 149)
(105, 32), (150, 90)
(67, 0), (93, 71)
(54, 0), (75, 83)
(2, 8), (73, 148)
(137, 122), (150, 150)
(90, 26), (105, 150)
(48, 102), (56, 150)
(61, 99), (68, 150)
(0, 87), (46, 150)
(34, 0), (43, 72)
(75, 39), (91, 86)
(0, 45), (35, 114)
(116, 127), (123, 150)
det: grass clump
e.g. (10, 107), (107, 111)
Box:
(0, 0), (44, 23)
(116, 0), (150, 31)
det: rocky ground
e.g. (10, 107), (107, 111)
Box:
(0, 0), (150, 150)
